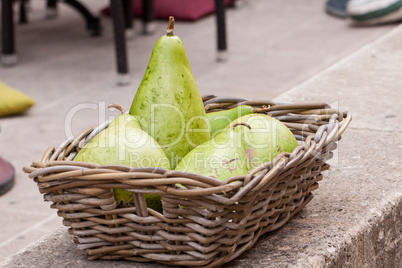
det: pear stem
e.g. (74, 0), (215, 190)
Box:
(167, 16), (175, 36)
(231, 123), (251, 131)
(253, 105), (271, 113)
(108, 103), (125, 115)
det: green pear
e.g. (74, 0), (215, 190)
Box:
(225, 114), (298, 169)
(129, 17), (210, 169)
(74, 104), (170, 211)
(206, 105), (270, 138)
(175, 130), (249, 181)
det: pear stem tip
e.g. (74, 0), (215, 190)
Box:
(108, 103), (125, 115)
(167, 16), (175, 36)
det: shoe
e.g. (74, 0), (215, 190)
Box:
(347, 0), (402, 23)
(326, 0), (351, 18)
(0, 157), (15, 196)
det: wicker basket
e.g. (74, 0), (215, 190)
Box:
(24, 95), (351, 267)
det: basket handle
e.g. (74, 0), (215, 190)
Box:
(314, 110), (351, 147)
(337, 111), (352, 138)
(49, 127), (93, 162)
(326, 111), (352, 145)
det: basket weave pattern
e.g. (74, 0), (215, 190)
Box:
(24, 96), (351, 267)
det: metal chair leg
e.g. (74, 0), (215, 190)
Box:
(142, 0), (155, 34)
(19, 0), (28, 24)
(45, 0), (58, 19)
(63, 0), (102, 36)
(123, 0), (134, 29)
(228, 0), (237, 8)
(215, 0), (227, 61)
(1, 0), (17, 66)
(47, 0), (57, 8)
(123, 0), (134, 38)
(110, 0), (130, 84)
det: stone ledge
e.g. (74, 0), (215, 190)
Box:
(2, 23), (402, 268)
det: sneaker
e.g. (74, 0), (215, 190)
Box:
(326, 0), (351, 18)
(347, 0), (402, 23)
(0, 157), (15, 196)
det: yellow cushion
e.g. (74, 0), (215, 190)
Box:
(0, 80), (35, 117)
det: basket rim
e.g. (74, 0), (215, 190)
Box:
(24, 98), (352, 204)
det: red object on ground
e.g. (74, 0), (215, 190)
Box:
(0, 157), (15, 196)
(101, 0), (233, 21)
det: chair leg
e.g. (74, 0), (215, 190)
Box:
(122, 0), (134, 38)
(110, 0), (130, 84)
(47, 0), (57, 8)
(142, 0), (155, 34)
(62, 0), (102, 36)
(123, 0), (134, 29)
(19, 0), (28, 24)
(215, 0), (227, 61)
(1, 0), (17, 66)
(228, 0), (237, 8)
(45, 0), (58, 19)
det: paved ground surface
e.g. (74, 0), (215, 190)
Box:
(0, 0), (399, 264)
(2, 9), (402, 268)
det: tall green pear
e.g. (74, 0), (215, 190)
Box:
(225, 114), (298, 169)
(129, 17), (209, 169)
(175, 130), (249, 181)
(74, 104), (170, 210)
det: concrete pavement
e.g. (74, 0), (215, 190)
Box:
(0, 0), (400, 266)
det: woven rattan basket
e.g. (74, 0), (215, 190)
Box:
(24, 95), (351, 267)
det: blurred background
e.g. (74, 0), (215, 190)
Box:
(0, 0), (399, 262)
